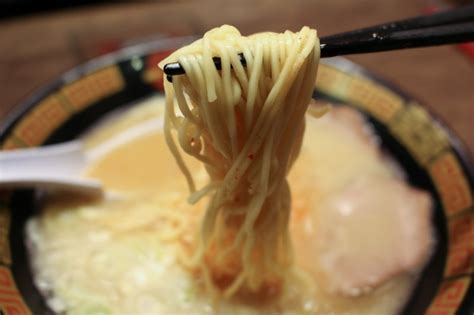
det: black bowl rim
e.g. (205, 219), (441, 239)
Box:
(1, 38), (472, 180)
(0, 35), (198, 143)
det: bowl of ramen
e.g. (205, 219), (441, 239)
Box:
(0, 28), (472, 315)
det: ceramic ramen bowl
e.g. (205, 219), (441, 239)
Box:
(0, 36), (472, 315)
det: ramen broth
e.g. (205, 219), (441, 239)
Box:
(26, 97), (433, 315)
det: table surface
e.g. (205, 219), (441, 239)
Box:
(0, 0), (473, 152)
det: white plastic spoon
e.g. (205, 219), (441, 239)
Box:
(0, 141), (102, 197)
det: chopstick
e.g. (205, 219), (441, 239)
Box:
(163, 5), (474, 80)
(322, 4), (474, 42)
(321, 21), (474, 57)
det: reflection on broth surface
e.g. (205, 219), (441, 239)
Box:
(26, 97), (433, 315)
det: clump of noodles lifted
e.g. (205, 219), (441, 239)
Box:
(159, 25), (321, 298)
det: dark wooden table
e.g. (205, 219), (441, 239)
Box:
(0, 0), (473, 151)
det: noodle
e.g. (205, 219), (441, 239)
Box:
(159, 25), (321, 298)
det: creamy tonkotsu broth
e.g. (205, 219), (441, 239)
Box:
(26, 96), (433, 315)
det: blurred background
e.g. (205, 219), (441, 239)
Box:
(0, 0), (473, 150)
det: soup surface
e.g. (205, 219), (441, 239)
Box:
(27, 96), (433, 315)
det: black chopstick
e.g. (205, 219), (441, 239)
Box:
(322, 4), (474, 42)
(320, 21), (474, 57)
(163, 6), (474, 80)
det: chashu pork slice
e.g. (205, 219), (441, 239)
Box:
(313, 175), (433, 296)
